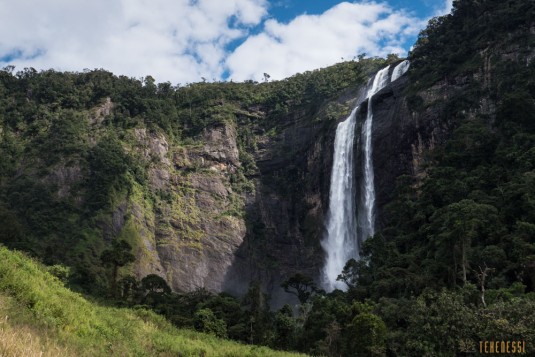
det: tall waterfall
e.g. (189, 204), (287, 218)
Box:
(321, 107), (360, 291)
(322, 62), (408, 291)
(359, 65), (390, 243)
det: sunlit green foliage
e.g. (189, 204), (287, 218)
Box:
(0, 246), (305, 356)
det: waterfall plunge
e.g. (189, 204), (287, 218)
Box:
(321, 64), (396, 291)
(321, 106), (359, 291)
(359, 65), (390, 243)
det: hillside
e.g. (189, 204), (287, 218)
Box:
(0, 246), (304, 357)
(345, 0), (535, 354)
(0, 58), (386, 299)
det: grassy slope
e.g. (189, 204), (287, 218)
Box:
(0, 246), (305, 357)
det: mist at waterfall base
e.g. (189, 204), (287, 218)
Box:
(321, 60), (410, 292)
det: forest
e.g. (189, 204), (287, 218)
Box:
(1, 0), (535, 356)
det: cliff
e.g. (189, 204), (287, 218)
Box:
(1, 0), (533, 303)
(0, 60), (381, 298)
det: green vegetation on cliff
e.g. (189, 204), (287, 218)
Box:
(0, 55), (388, 355)
(0, 56), (387, 297)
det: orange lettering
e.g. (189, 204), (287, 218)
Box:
(485, 341), (489, 353)
(506, 341), (510, 353)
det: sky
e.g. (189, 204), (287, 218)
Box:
(0, 0), (453, 83)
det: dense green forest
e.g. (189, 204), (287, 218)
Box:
(1, 0), (535, 355)
(351, 0), (535, 355)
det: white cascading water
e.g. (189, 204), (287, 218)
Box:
(322, 63), (406, 291)
(391, 60), (410, 82)
(360, 65), (390, 242)
(321, 106), (359, 291)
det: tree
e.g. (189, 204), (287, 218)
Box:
(118, 275), (139, 301)
(194, 308), (227, 338)
(475, 264), (494, 307)
(281, 273), (318, 304)
(87, 137), (129, 211)
(100, 240), (135, 297)
(0, 206), (23, 247)
(241, 282), (272, 345)
(274, 304), (296, 350)
(403, 289), (478, 356)
(141, 274), (171, 306)
(337, 258), (359, 289)
(346, 312), (387, 356)
(386, 53), (401, 64)
(430, 199), (498, 285)
(141, 274), (171, 294)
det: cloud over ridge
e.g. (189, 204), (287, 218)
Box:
(0, 1), (445, 83)
(227, 2), (423, 81)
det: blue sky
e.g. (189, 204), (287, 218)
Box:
(264, 0), (449, 49)
(270, 0), (440, 23)
(0, 0), (452, 83)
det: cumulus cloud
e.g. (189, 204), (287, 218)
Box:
(0, 0), (267, 83)
(435, 0), (454, 16)
(0, 0), (432, 83)
(226, 2), (424, 81)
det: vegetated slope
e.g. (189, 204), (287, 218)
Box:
(0, 58), (391, 354)
(334, 0), (535, 355)
(0, 58), (385, 298)
(360, 0), (535, 300)
(0, 60), (394, 295)
(0, 245), (305, 357)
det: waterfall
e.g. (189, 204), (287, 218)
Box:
(321, 63), (400, 291)
(391, 60), (410, 82)
(321, 106), (359, 291)
(359, 65), (390, 242)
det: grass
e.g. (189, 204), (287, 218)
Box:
(0, 246), (305, 357)
(0, 297), (72, 357)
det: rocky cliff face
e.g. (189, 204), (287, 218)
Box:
(109, 85), (378, 301)
(224, 100), (350, 298)
(7, 14), (532, 299)
(357, 70), (445, 228)
(84, 89), (359, 296)
(112, 123), (248, 292)
(0, 61), (380, 299)
(361, 21), (535, 228)
(120, 28), (534, 296)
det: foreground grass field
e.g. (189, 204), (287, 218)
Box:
(0, 246), (305, 356)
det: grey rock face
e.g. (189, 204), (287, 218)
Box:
(126, 122), (247, 292)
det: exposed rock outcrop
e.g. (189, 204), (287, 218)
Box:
(124, 122), (247, 292)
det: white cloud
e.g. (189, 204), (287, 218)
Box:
(0, 0), (433, 83)
(226, 2), (424, 81)
(0, 0), (267, 83)
(435, 0), (454, 16)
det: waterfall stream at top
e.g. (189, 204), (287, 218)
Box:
(321, 62), (408, 291)
(359, 65), (390, 248)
